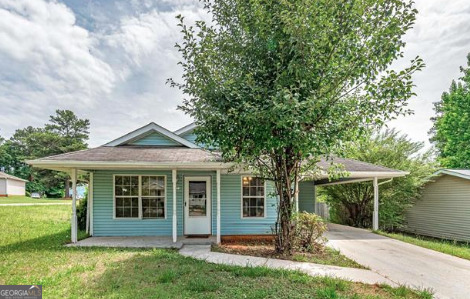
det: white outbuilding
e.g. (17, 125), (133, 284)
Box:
(0, 171), (27, 196)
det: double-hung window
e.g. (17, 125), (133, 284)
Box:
(114, 175), (165, 219)
(242, 176), (265, 218)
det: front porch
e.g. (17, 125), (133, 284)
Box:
(69, 235), (217, 249)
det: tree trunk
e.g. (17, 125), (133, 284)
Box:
(273, 151), (300, 256)
(65, 178), (70, 198)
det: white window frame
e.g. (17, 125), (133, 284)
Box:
(240, 176), (267, 219)
(113, 174), (167, 220)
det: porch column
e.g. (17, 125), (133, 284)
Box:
(71, 168), (78, 243)
(216, 169), (221, 244)
(373, 177), (379, 231)
(172, 169), (177, 243)
(89, 172), (94, 236)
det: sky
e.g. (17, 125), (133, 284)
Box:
(0, 0), (469, 148)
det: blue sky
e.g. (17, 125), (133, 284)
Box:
(0, 0), (469, 148)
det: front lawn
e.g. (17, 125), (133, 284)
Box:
(0, 195), (71, 204)
(212, 243), (366, 269)
(0, 205), (432, 298)
(377, 231), (470, 261)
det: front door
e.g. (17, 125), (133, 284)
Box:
(184, 176), (211, 235)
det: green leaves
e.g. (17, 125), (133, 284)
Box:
(430, 53), (470, 168)
(171, 0), (422, 252)
(322, 129), (436, 230)
(0, 110), (90, 196)
(172, 0), (421, 170)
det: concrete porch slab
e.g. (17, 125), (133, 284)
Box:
(68, 236), (216, 249)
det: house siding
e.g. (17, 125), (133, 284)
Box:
(298, 181), (315, 213)
(129, 132), (182, 146)
(405, 175), (470, 242)
(0, 179), (6, 196)
(92, 170), (174, 236)
(92, 170), (278, 236)
(220, 174), (277, 235)
(180, 132), (198, 144)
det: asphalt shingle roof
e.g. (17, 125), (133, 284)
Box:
(36, 146), (402, 174)
(0, 171), (28, 182)
(38, 146), (222, 163)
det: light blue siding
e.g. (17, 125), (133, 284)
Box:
(92, 170), (173, 236)
(92, 170), (279, 236)
(220, 174), (278, 235)
(298, 181), (315, 213)
(129, 132), (182, 146)
(180, 132), (198, 144)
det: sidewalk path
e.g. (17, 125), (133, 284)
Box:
(179, 245), (396, 286)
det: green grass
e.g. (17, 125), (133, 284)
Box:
(0, 205), (433, 299)
(377, 231), (470, 261)
(0, 195), (71, 204)
(292, 247), (367, 269)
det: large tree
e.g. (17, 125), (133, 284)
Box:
(429, 53), (470, 168)
(321, 129), (435, 231)
(1, 110), (90, 197)
(171, 0), (423, 254)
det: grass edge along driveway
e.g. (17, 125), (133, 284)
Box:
(377, 231), (470, 262)
(0, 205), (433, 299)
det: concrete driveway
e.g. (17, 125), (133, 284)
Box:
(325, 224), (470, 299)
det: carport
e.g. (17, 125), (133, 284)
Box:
(312, 157), (408, 230)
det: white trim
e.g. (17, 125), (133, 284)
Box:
(240, 176), (267, 219)
(184, 176), (212, 235)
(105, 122), (199, 148)
(112, 174), (167, 220)
(174, 123), (197, 136)
(27, 160), (231, 170)
(373, 177), (379, 231)
(172, 169), (177, 243)
(89, 172), (94, 236)
(216, 170), (221, 244)
(431, 169), (470, 181)
(315, 178), (376, 186)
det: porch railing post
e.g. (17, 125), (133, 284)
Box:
(89, 172), (94, 236)
(71, 168), (78, 243)
(216, 169), (221, 244)
(172, 169), (177, 243)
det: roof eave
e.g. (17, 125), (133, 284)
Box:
(105, 123), (199, 148)
(26, 159), (231, 171)
(431, 169), (470, 181)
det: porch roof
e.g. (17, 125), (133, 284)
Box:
(27, 146), (406, 181)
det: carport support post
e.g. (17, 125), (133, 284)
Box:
(71, 168), (78, 243)
(373, 177), (379, 231)
(216, 169), (221, 244)
(172, 169), (177, 243)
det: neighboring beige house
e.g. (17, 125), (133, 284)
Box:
(406, 169), (470, 242)
(0, 172), (27, 197)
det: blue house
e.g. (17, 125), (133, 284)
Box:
(28, 122), (406, 244)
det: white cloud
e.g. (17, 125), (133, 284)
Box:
(0, 0), (115, 100)
(388, 0), (470, 149)
(1, 0), (469, 150)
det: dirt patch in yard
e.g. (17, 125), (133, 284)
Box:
(212, 242), (366, 269)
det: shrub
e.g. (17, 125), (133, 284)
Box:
(293, 212), (327, 253)
(76, 190), (88, 231)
